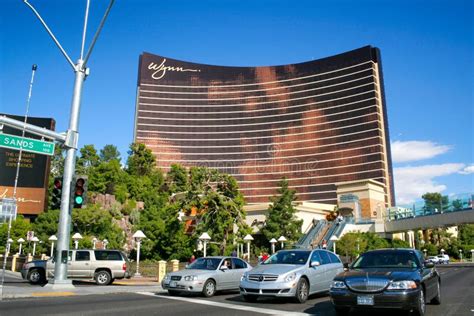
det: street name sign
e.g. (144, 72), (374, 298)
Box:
(0, 133), (55, 156)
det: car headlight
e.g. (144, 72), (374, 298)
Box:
(284, 272), (296, 282)
(331, 281), (347, 289)
(241, 273), (248, 281)
(184, 275), (198, 281)
(163, 274), (170, 281)
(387, 280), (418, 290)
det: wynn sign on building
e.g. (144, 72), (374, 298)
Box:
(134, 46), (395, 206)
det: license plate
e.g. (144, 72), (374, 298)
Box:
(170, 281), (177, 288)
(357, 295), (374, 305)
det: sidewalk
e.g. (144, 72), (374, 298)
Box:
(0, 271), (165, 299)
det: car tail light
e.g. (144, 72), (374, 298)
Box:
(122, 263), (127, 271)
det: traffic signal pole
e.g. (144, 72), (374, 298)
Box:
(53, 59), (86, 285)
(22, 0), (114, 288)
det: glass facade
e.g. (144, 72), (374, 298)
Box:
(134, 46), (395, 205)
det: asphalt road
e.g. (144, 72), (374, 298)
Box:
(0, 266), (472, 316)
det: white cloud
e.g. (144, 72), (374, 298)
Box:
(391, 141), (451, 163)
(394, 163), (465, 204)
(459, 164), (474, 175)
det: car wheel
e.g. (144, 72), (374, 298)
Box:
(294, 278), (309, 303)
(415, 289), (426, 316)
(202, 279), (216, 297)
(242, 295), (258, 302)
(334, 306), (350, 316)
(431, 280), (441, 305)
(168, 290), (180, 296)
(27, 268), (45, 285)
(95, 270), (112, 286)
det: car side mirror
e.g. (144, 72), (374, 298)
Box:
(310, 261), (320, 267)
(424, 261), (435, 268)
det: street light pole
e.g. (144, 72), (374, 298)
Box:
(22, 0), (115, 288)
(48, 235), (57, 258)
(132, 230), (146, 278)
(269, 238), (277, 254)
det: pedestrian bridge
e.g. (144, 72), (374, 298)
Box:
(384, 208), (474, 233)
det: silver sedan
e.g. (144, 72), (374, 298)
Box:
(240, 249), (344, 303)
(162, 256), (252, 297)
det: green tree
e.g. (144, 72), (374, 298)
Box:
(126, 143), (156, 177)
(422, 192), (449, 212)
(193, 171), (247, 255)
(391, 238), (410, 248)
(260, 178), (303, 246)
(458, 224), (474, 245)
(89, 159), (126, 195)
(452, 199), (463, 211)
(71, 205), (125, 250)
(337, 232), (367, 259)
(76, 144), (100, 176)
(100, 144), (121, 163)
(0, 216), (32, 253)
(166, 164), (189, 193)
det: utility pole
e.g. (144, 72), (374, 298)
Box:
(21, 0), (115, 288)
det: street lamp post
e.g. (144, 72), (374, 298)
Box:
(17, 238), (25, 255)
(72, 233), (83, 250)
(31, 236), (39, 256)
(440, 248), (445, 255)
(423, 249), (427, 258)
(92, 237), (97, 250)
(103, 239), (108, 249)
(330, 235), (339, 253)
(269, 238), (277, 254)
(244, 234), (254, 261)
(199, 233), (211, 257)
(132, 230), (146, 278)
(459, 249), (463, 262)
(6, 239), (13, 256)
(48, 235), (57, 258)
(278, 236), (287, 250)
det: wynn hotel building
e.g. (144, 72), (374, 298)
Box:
(134, 46), (395, 206)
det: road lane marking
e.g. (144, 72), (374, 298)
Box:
(136, 291), (312, 316)
(31, 291), (75, 297)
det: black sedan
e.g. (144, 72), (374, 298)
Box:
(329, 249), (441, 316)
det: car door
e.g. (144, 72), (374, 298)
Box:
(418, 251), (437, 299)
(327, 251), (344, 279)
(317, 250), (333, 289)
(71, 250), (91, 278)
(216, 258), (234, 289)
(231, 258), (249, 289)
(307, 250), (327, 294)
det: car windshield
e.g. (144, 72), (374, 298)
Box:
(186, 258), (221, 270)
(352, 252), (420, 269)
(262, 251), (310, 265)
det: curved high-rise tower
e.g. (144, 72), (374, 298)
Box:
(134, 46), (395, 206)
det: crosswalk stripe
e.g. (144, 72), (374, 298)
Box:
(135, 291), (312, 316)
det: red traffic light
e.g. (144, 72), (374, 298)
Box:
(54, 179), (62, 189)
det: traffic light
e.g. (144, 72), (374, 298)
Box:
(51, 177), (62, 210)
(73, 176), (87, 208)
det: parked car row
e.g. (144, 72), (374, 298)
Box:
(162, 248), (441, 316)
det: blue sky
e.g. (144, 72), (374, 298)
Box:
(1, 0), (473, 204)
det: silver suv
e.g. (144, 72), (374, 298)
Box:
(21, 249), (131, 285)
